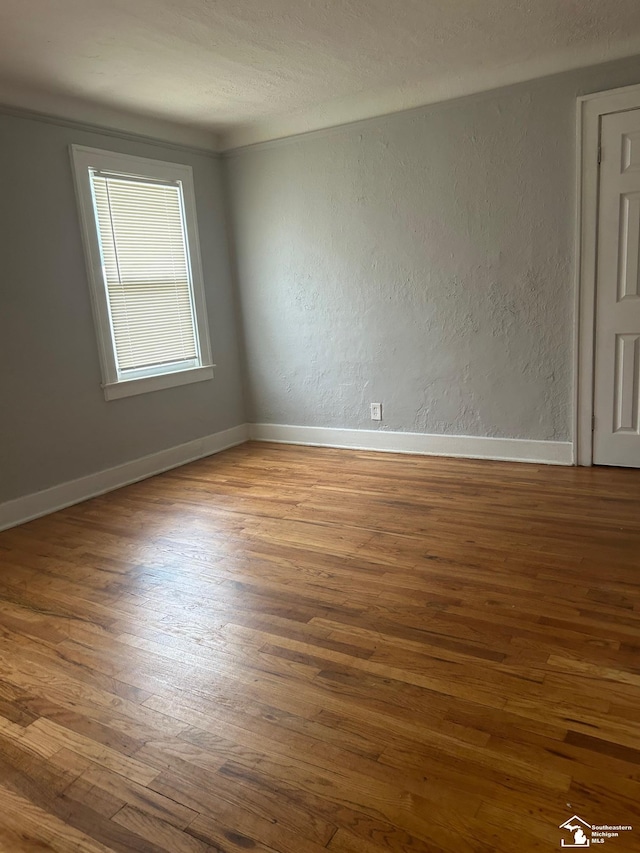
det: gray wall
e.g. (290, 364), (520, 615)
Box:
(3, 56), (640, 505)
(0, 112), (245, 503)
(225, 56), (640, 442)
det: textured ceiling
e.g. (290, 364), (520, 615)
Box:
(1, 0), (640, 149)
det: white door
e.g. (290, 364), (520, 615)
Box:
(593, 109), (640, 467)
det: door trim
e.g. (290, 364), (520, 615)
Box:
(576, 82), (640, 466)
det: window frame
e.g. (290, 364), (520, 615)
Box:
(70, 145), (214, 401)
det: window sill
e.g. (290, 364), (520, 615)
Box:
(103, 365), (215, 400)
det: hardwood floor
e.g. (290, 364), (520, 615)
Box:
(0, 442), (638, 852)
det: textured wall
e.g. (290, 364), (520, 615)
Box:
(225, 57), (640, 441)
(0, 113), (245, 503)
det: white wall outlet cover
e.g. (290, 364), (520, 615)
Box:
(370, 403), (382, 421)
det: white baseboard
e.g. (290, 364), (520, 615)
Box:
(0, 424), (249, 533)
(0, 421), (574, 533)
(249, 423), (574, 466)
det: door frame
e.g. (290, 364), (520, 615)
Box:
(575, 83), (640, 466)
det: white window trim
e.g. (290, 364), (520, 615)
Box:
(70, 145), (214, 401)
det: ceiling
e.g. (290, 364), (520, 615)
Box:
(1, 0), (640, 150)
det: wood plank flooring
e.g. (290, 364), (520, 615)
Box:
(0, 442), (638, 852)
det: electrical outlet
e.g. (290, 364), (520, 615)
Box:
(370, 402), (382, 421)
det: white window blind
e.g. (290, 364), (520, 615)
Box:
(90, 172), (199, 376)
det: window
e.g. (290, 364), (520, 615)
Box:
(71, 146), (214, 400)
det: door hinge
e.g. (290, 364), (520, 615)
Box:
(597, 144), (602, 165)
(592, 415), (596, 432)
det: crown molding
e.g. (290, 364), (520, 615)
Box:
(0, 101), (220, 158)
(2, 41), (640, 156)
(219, 42), (640, 152)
